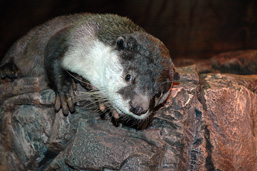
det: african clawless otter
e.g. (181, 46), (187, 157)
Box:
(0, 13), (178, 127)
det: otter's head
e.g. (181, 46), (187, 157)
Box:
(106, 32), (176, 120)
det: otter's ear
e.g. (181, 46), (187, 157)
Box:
(116, 36), (126, 50)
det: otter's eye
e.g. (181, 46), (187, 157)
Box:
(155, 91), (163, 98)
(125, 74), (132, 82)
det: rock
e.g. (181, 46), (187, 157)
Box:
(50, 119), (156, 170)
(0, 51), (257, 170)
(202, 73), (257, 170)
(211, 50), (257, 75)
(174, 50), (257, 75)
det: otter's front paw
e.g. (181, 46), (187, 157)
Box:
(0, 62), (21, 79)
(55, 79), (77, 116)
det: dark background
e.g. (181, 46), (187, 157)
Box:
(0, 0), (257, 61)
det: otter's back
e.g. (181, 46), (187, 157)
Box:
(1, 14), (86, 77)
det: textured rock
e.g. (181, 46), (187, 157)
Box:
(203, 73), (257, 170)
(0, 51), (257, 170)
(175, 50), (257, 75)
(211, 50), (257, 75)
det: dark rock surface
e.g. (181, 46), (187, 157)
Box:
(0, 51), (257, 170)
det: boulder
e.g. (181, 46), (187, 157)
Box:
(0, 51), (257, 170)
(174, 50), (257, 75)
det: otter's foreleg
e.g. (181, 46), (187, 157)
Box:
(45, 28), (76, 116)
(46, 59), (76, 115)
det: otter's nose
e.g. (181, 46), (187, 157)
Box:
(129, 101), (148, 116)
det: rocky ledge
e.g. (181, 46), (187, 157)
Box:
(0, 50), (257, 170)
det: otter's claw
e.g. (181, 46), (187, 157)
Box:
(111, 109), (120, 127)
(0, 62), (21, 79)
(55, 94), (74, 116)
(55, 79), (76, 116)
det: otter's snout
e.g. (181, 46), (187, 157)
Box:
(129, 101), (148, 115)
(129, 94), (151, 116)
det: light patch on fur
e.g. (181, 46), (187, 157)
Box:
(131, 110), (150, 119)
(62, 36), (150, 119)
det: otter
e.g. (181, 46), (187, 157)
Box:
(0, 13), (178, 127)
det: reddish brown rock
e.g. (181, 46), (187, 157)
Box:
(211, 50), (257, 75)
(203, 73), (257, 170)
(174, 50), (257, 75)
